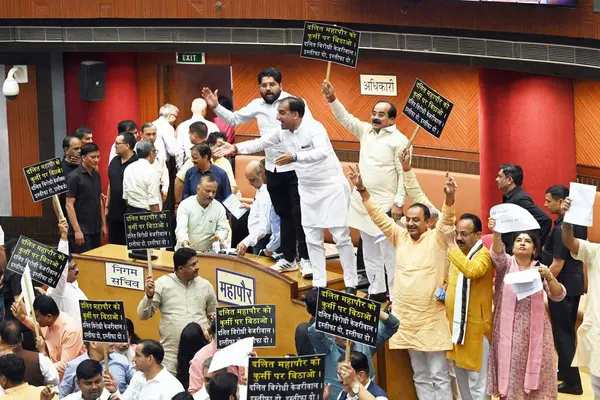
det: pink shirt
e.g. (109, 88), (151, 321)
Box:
(23, 312), (86, 378)
(213, 117), (236, 144)
(188, 341), (244, 394)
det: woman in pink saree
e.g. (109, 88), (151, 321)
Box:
(487, 218), (566, 399)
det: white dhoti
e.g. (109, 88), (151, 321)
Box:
(299, 176), (356, 288)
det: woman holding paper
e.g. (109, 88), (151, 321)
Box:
(487, 218), (565, 399)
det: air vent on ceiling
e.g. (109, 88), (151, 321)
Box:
(405, 34), (433, 52)
(486, 40), (514, 58)
(432, 36), (459, 54)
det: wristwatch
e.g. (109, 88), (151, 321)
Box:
(291, 153), (298, 162)
(351, 382), (361, 395)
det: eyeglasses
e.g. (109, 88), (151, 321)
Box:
(455, 231), (476, 238)
(114, 141), (126, 145)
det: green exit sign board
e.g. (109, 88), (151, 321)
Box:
(176, 52), (205, 65)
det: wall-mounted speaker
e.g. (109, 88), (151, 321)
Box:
(77, 61), (106, 101)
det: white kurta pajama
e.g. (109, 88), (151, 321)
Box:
(329, 99), (408, 294)
(236, 117), (357, 287)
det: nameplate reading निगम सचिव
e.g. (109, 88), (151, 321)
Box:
(105, 262), (144, 291)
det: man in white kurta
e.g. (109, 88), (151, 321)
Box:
(323, 81), (408, 300)
(216, 97), (357, 290)
(152, 103), (183, 171)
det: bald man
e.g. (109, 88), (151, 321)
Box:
(236, 160), (281, 256)
(178, 98), (221, 163)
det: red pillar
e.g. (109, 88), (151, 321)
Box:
(64, 52), (140, 193)
(478, 69), (576, 230)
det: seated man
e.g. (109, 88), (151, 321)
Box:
(62, 359), (118, 400)
(176, 176), (229, 252)
(0, 354), (45, 398)
(60, 341), (135, 397)
(120, 340), (184, 400)
(11, 295), (86, 379)
(308, 309), (399, 400)
(295, 287), (317, 356)
(236, 160), (280, 257)
(207, 372), (240, 400)
(0, 320), (58, 387)
(336, 352), (388, 400)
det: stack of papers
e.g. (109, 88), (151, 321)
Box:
(503, 268), (543, 301)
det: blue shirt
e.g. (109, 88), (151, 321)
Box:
(183, 163), (232, 201)
(308, 314), (399, 400)
(59, 351), (136, 397)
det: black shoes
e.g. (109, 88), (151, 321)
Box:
(557, 382), (583, 395)
(345, 287), (357, 295)
(368, 292), (388, 303)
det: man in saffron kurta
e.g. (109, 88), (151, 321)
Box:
(349, 165), (455, 400)
(442, 216), (493, 400)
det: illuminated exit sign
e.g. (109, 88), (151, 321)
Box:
(176, 52), (205, 64)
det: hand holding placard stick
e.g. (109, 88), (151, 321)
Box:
(300, 21), (360, 82)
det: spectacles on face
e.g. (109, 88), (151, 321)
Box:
(115, 141), (126, 146)
(455, 231), (476, 238)
(68, 265), (79, 271)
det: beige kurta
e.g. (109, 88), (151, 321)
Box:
(364, 198), (454, 351)
(571, 239), (600, 377)
(329, 99), (408, 237)
(137, 274), (218, 374)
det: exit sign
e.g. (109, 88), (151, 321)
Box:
(176, 52), (205, 65)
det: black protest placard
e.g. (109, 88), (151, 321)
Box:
(124, 211), (172, 250)
(80, 300), (128, 343)
(247, 355), (325, 400)
(6, 236), (68, 288)
(301, 21), (360, 68)
(315, 288), (381, 347)
(403, 78), (454, 139)
(216, 304), (276, 349)
(23, 157), (68, 202)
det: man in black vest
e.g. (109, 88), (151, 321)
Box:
(336, 351), (388, 400)
(0, 320), (59, 387)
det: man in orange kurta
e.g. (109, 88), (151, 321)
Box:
(349, 165), (455, 400)
(12, 295), (86, 379)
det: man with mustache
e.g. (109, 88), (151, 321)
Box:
(322, 81), (408, 301)
(202, 68), (313, 278)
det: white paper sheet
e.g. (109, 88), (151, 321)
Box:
(208, 336), (254, 373)
(504, 269), (543, 300)
(223, 194), (249, 220)
(490, 203), (540, 233)
(564, 182), (596, 227)
(20, 264), (36, 316)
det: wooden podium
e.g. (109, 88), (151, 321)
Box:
(73, 245), (416, 398)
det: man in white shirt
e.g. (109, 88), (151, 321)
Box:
(152, 103), (183, 170)
(178, 98), (220, 163)
(123, 140), (161, 213)
(139, 123), (169, 205)
(47, 218), (88, 322)
(176, 176), (229, 252)
(236, 160), (279, 257)
(61, 359), (118, 400)
(323, 81), (409, 302)
(202, 67), (312, 277)
(215, 97), (358, 291)
(119, 340), (184, 400)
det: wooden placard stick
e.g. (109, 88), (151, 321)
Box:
(406, 125), (420, 149)
(146, 249), (153, 277)
(345, 339), (351, 362)
(24, 276), (40, 338)
(51, 195), (65, 221)
(103, 346), (109, 368)
(325, 62), (332, 82)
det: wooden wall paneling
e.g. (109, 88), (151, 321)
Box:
(574, 80), (600, 168)
(6, 64), (42, 217)
(4, 0), (600, 41)
(228, 54), (480, 150)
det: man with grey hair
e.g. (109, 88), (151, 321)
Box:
(123, 139), (161, 213)
(139, 122), (169, 205)
(178, 98), (220, 163)
(153, 103), (183, 170)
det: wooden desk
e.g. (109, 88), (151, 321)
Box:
(74, 245), (416, 398)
